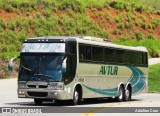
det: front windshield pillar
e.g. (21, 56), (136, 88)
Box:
(63, 54), (77, 84)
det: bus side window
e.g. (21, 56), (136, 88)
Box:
(142, 53), (148, 66)
(105, 48), (115, 63)
(116, 49), (125, 64)
(92, 46), (103, 62)
(79, 44), (91, 61)
(80, 54), (84, 61)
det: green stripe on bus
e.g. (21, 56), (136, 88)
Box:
(128, 66), (146, 94)
(81, 66), (146, 96)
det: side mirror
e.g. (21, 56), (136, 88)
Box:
(8, 57), (19, 71)
(62, 58), (67, 73)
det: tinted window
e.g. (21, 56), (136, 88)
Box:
(105, 48), (115, 63)
(134, 52), (143, 65)
(116, 49), (125, 63)
(126, 51), (147, 66)
(79, 45), (91, 61)
(142, 53), (148, 66)
(92, 46), (103, 62)
(79, 44), (148, 67)
(19, 54), (65, 82)
(125, 50), (135, 64)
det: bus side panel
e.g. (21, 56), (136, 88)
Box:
(131, 66), (148, 95)
(77, 63), (148, 98)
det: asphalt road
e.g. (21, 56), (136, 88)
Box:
(0, 78), (160, 116)
(149, 58), (160, 65)
(0, 58), (160, 115)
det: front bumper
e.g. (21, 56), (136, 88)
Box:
(18, 89), (71, 100)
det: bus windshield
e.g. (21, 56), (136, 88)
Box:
(19, 54), (65, 82)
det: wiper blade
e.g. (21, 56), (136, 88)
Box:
(21, 64), (32, 72)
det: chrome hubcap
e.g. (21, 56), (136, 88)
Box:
(119, 89), (123, 100)
(74, 91), (79, 102)
(125, 89), (130, 100)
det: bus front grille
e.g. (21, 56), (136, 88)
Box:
(27, 92), (48, 97)
(39, 85), (48, 88)
(27, 85), (36, 88)
(27, 85), (48, 88)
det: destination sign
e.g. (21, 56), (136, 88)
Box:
(21, 43), (65, 53)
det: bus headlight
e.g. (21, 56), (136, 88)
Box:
(18, 82), (27, 89)
(49, 83), (63, 90)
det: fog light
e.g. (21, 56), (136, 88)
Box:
(54, 93), (58, 95)
(19, 91), (25, 94)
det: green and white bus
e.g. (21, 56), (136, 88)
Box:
(9, 36), (148, 105)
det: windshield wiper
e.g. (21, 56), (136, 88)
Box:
(21, 64), (33, 72)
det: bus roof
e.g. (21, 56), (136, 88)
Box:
(25, 36), (148, 52)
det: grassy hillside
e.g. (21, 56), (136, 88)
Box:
(0, 0), (160, 78)
(149, 64), (160, 93)
(140, 0), (160, 10)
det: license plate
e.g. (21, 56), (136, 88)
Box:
(18, 94), (25, 97)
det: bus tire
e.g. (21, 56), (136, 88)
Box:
(115, 86), (125, 102)
(71, 88), (81, 105)
(124, 86), (132, 101)
(34, 98), (43, 105)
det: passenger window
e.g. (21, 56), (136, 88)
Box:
(92, 46), (103, 62)
(116, 49), (125, 63)
(125, 51), (134, 64)
(142, 53), (148, 66)
(105, 48), (115, 63)
(79, 45), (91, 61)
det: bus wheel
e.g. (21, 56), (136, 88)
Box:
(71, 88), (81, 105)
(124, 87), (131, 101)
(115, 86), (125, 102)
(34, 98), (43, 105)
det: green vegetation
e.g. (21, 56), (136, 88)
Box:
(117, 39), (160, 58)
(0, 0), (160, 80)
(140, 0), (160, 10)
(149, 64), (160, 93)
(135, 31), (143, 41)
(0, 0), (159, 60)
